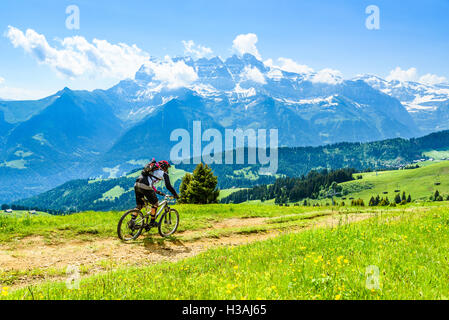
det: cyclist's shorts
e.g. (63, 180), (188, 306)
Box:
(135, 186), (158, 208)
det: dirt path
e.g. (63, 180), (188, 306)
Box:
(0, 211), (377, 289)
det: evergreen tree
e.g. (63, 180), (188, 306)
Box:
(375, 195), (380, 206)
(179, 173), (193, 204)
(407, 194), (412, 203)
(395, 193), (401, 204)
(434, 190), (440, 201)
(402, 191), (407, 202)
(181, 163), (219, 204)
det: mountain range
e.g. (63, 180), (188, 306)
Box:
(1, 53), (449, 203)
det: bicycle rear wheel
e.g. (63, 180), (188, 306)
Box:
(158, 209), (179, 237)
(117, 209), (144, 241)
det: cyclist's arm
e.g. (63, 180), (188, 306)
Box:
(163, 172), (179, 198)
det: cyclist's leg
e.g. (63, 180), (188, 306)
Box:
(133, 187), (146, 217)
(143, 189), (159, 222)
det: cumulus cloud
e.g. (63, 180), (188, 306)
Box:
(140, 56), (198, 89)
(265, 58), (314, 74)
(182, 40), (213, 59)
(5, 26), (149, 80)
(264, 57), (343, 84)
(241, 66), (266, 84)
(386, 67), (447, 85)
(310, 68), (343, 85)
(232, 33), (261, 60)
(386, 67), (418, 82)
(418, 73), (447, 86)
(0, 76), (4, 84)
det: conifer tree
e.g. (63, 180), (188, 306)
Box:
(179, 173), (193, 204)
(179, 163), (219, 204)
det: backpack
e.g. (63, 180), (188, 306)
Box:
(141, 158), (160, 177)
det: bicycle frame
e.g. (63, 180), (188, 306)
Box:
(142, 197), (171, 222)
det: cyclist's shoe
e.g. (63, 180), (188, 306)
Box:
(143, 220), (158, 231)
(149, 219), (158, 227)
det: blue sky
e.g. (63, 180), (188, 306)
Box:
(0, 0), (448, 99)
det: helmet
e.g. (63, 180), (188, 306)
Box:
(158, 160), (171, 170)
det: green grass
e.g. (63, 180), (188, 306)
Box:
(0, 204), (331, 243)
(4, 205), (449, 300)
(0, 159), (27, 169)
(423, 149), (449, 160)
(218, 188), (247, 200)
(0, 210), (50, 218)
(96, 186), (126, 202)
(232, 167), (259, 180)
(338, 160), (449, 203)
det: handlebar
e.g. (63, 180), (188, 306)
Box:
(161, 194), (176, 200)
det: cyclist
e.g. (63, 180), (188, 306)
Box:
(133, 160), (179, 226)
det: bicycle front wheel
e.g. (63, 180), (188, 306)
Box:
(117, 209), (144, 241)
(158, 209), (179, 237)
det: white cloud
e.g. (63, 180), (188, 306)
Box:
(386, 67), (418, 82)
(241, 66), (266, 84)
(232, 33), (261, 60)
(386, 67), (447, 85)
(265, 58), (314, 74)
(182, 40), (213, 59)
(0, 76), (4, 84)
(310, 68), (343, 85)
(5, 26), (149, 80)
(141, 56), (198, 89)
(419, 73), (447, 86)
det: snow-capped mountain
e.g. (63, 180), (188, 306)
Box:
(354, 74), (449, 134)
(104, 53), (417, 140)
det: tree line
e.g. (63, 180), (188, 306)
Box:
(221, 168), (356, 204)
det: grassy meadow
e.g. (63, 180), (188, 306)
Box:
(0, 203), (338, 243)
(2, 204), (449, 300)
(337, 160), (449, 203)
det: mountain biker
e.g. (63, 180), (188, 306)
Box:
(133, 160), (179, 226)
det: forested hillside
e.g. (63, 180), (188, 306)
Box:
(179, 130), (449, 186)
(221, 168), (356, 204)
(11, 130), (449, 212)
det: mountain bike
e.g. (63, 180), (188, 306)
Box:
(117, 194), (179, 241)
